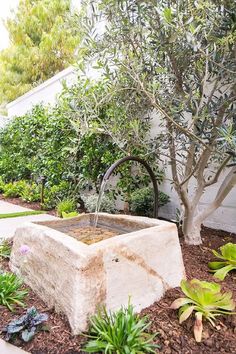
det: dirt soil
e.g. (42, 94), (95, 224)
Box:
(0, 226), (235, 354)
(67, 226), (118, 245)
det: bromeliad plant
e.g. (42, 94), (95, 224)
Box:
(84, 303), (158, 353)
(171, 279), (235, 342)
(0, 272), (28, 311)
(3, 306), (48, 342)
(208, 243), (236, 280)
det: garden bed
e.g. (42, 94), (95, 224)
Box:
(0, 226), (235, 353)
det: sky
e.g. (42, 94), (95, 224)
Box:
(0, 0), (19, 50)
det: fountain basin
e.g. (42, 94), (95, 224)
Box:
(10, 213), (185, 334)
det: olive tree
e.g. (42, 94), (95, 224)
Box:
(81, 0), (236, 244)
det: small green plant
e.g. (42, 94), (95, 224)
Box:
(3, 306), (48, 342)
(62, 211), (79, 218)
(20, 182), (40, 203)
(0, 240), (11, 259)
(208, 243), (236, 280)
(129, 187), (170, 217)
(3, 180), (27, 198)
(0, 272), (28, 311)
(83, 194), (116, 214)
(83, 303), (158, 353)
(43, 181), (72, 209)
(56, 199), (77, 218)
(171, 279), (235, 342)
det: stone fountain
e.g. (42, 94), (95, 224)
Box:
(10, 157), (185, 334)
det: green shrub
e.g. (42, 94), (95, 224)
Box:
(0, 240), (11, 259)
(4, 306), (48, 342)
(43, 181), (72, 209)
(0, 177), (5, 193)
(0, 272), (28, 311)
(3, 180), (27, 198)
(84, 303), (158, 353)
(56, 199), (77, 217)
(208, 243), (236, 280)
(83, 194), (115, 213)
(20, 182), (41, 203)
(171, 279), (235, 342)
(129, 187), (170, 217)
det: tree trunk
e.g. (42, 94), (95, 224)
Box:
(182, 210), (202, 245)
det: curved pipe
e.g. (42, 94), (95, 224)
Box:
(102, 156), (159, 218)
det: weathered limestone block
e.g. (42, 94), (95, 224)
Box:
(10, 213), (185, 334)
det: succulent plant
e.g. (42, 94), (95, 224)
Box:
(171, 279), (235, 342)
(208, 243), (236, 280)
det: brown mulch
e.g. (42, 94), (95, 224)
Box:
(0, 227), (236, 353)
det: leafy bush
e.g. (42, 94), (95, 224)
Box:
(3, 306), (48, 342)
(56, 199), (77, 217)
(43, 181), (72, 209)
(0, 105), (77, 183)
(20, 182), (40, 203)
(208, 243), (236, 280)
(0, 240), (11, 259)
(171, 279), (235, 342)
(84, 303), (158, 353)
(3, 180), (27, 198)
(0, 272), (28, 311)
(0, 177), (5, 193)
(83, 194), (115, 213)
(129, 187), (170, 217)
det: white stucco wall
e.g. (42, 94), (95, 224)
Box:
(0, 115), (9, 128)
(5, 67), (236, 234)
(6, 67), (77, 117)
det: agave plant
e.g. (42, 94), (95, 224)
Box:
(171, 279), (235, 342)
(208, 243), (236, 280)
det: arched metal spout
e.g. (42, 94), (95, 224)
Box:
(103, 156), (159, 218)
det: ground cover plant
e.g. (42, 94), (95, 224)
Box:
(208, 242), (236, 280)
(84, 303), (158, 353)
(3, 306), (48, 343)
(171, 279), (235, 342)
(0, 272), (28, 311)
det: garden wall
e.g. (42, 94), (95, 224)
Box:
(7, 67), (77, 117)
(6, 68), (236, 234)
(0, 115), (9, 128)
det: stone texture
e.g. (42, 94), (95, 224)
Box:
(10, 213), (185, 334)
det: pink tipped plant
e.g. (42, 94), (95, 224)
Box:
(171, 279), (235, 342)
